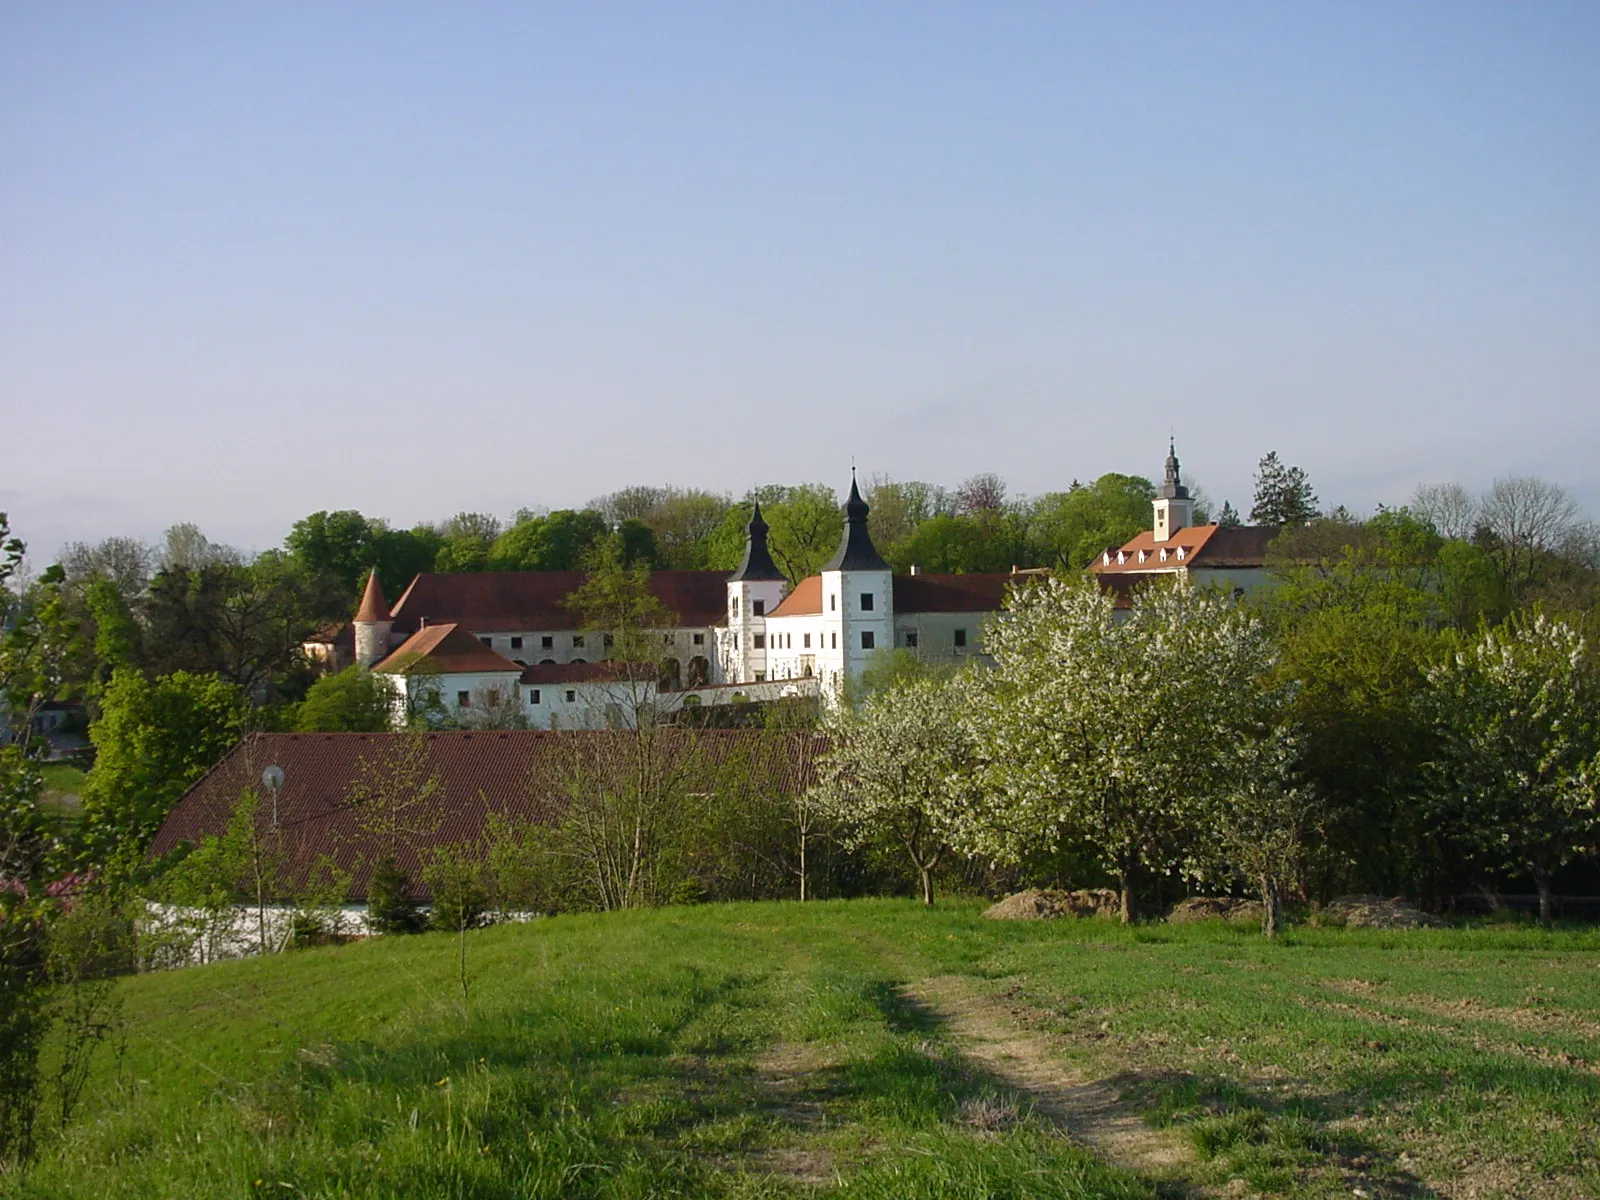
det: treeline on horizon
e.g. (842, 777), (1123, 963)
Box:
(14, 454), (1598, 707)
(0, 450), (1595, 901)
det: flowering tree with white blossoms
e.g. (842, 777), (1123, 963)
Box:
(1426, 615), (1600, 927)
(1207, 727), (1319, 938)
(966, 575), (1283, 924)
(809, 672), (984, 905)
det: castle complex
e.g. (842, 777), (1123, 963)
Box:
(314, 450), (1272, 726)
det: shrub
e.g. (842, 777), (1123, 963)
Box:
(365, 856), (425, 935)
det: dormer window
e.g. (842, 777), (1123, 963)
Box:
(1103, 551), (1112, 565)
(1116, 551), (1127, 564)
(1176, 547), (1187, 560)
(1159, 548), (1168, 562)
(1136, 550), (1148, 563)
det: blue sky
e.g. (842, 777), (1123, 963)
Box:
(4, 2), (1598, 558)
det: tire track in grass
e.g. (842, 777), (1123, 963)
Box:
(745, 1041), (843, 1185)
(903, 974), (1201, 1186)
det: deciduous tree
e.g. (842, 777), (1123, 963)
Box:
(811, 673), (983, 905)
(1425, 616), (1600, 926)
(970, 576), (1279, 922)
(80, 669), (246, 851)
(293, 665), (396, 732)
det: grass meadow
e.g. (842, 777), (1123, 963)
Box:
(8, 900), (1600, 1199)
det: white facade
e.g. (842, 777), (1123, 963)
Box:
(388, 668), (523, 723)
(721, 576), (790, 684)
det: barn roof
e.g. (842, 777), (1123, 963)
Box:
(149, 730), (823, 901)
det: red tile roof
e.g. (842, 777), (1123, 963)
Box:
(893, 573), (1013, 613)
(149, 730), (825, 900)
(355, 571), (390, 622)
(1090, 525), (1279, 574)
(306, 621), (354, 650)
(372, 623), (524, 675)
(768, 575), (823, 617)
(388, 570), (730, 634)
(768, 570), (1142, 615)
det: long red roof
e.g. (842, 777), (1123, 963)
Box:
(388, 570), (730, 634)
(150, 730), (824, 900)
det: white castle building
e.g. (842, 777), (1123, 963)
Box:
(327, 473), (1021, 724)
(310, 452), (1266, 726)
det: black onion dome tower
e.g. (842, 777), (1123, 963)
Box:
(728, 501), (786, 582)
(824, 471), (891, 572)
(1152, 438), (1196, 542)
(1158, 437), (1190, 501)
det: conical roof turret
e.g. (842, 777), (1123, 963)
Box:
(823, 471), (890, 572)
(354, 570), (390, 622)
(728, 501), (786, 582)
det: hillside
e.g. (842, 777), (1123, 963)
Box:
(9, 901), (1600, 1199)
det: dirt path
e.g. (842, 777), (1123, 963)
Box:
(905, 974), (1201, 1186)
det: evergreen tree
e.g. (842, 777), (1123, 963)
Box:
(1250, 451), (1320, 526)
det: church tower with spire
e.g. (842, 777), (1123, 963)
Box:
(725, 502), (789, 684)
(1152, 439), (1196, 543)
(819, 471), (894, 700)
(353, 570), (394, 669)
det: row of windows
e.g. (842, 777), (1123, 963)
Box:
(735, 593), (881, 619)
(750, 627), (966, 654)
(479, 632), (707, 652)
(754, 631), (823, 651)
(455, 688), (580, 707)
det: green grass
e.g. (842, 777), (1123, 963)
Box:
(9, 902), (1600, 1199)
(37, 763), (85, 799)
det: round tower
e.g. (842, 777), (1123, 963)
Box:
(353, 570), (393, 669)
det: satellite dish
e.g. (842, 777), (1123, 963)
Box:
(261, 765), (286, 792)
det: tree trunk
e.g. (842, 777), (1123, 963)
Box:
(1260, 875), (1283, 940)
(1118, 869), (1134, 925)
(919, 866), (934, 906)
(798, 830), (807, 903)
(1533, 866), (1554, 929)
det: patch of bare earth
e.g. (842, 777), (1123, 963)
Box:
(742, 1041), (842, 1186)
(904, 975), (1199, 1185)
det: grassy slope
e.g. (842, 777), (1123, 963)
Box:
(10, 902), (1600, 1199)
